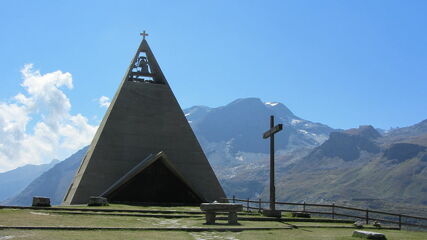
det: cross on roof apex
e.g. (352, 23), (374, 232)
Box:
(140, 30), (149, 40)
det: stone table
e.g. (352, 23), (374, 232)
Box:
(88, 196), (109, 206)
(200, 203), (243, 225)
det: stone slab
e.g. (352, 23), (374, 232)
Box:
(352, 230), (387, 240)
(32, 197), (51, 207)
(200, 203), (243, 212)
(87, 196), (109, 206)
(292, 212), (311, 218)
(262, 209), (282, 218)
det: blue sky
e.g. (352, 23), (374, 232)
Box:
(1, 0), (426, 131)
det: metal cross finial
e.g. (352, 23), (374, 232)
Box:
(140, 30), (149, 40)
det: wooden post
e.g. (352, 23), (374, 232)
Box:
(399, 214), (402, 230)
(365, 209), (369, 225)
(258, 198), (262, 212)
(262, 115), (283, 212)
(247, 198), (250, 212)
(269, 116), (276, 211)
(232, 195), (235, 203)
(332, 203), (335, 220)
(303, 201), (306, 212)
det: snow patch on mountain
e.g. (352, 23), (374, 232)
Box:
(265, 102), (279, 107)
(292, 119), (303, 125)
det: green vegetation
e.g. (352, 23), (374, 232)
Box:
(1, 229), (427, 240)
(1, 204), (426, 240)
(58, 204), (201, 211)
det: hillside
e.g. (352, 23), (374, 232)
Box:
(0, 160), (58, 202)
(4, 147), (88, 206)
(274, 123), (427, 212)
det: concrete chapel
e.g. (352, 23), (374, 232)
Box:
(63, 32), (226, 205)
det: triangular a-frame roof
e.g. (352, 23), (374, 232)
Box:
(101, 151), (204, 204)
(63, 35), (226, 205)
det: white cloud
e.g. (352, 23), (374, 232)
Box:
(98, 96), (110, 108)
(0, 64), (98, 172)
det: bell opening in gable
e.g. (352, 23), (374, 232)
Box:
(128, 51), (163, 84)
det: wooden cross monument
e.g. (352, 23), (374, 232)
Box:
(263, 115), (283, 211)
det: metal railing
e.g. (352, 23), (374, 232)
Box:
(223, 196), (427, 230)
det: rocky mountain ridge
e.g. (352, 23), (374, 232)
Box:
(275, 122), (427, 210)
(2, 97), (427, 214)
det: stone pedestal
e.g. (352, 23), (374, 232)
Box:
(227, 212), (238, 224)
(32, 197), (51, 207)
(262, 209), (282, 218)
(88, 196), (109, 206)
(205, 212), (216, 224)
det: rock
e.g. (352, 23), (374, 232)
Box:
(291, 212), (311, 218)
(373, 221), (382, 228)
(354, 220), (364, 229)
(352, 230), (387, 240)
(262, 209), (282, 218)
(32, 197), (51, 207)
(87, 196), (109, 206)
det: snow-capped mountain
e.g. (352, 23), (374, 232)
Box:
(185, 97), (334, 156)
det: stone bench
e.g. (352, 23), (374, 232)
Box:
(32, 197), (51, 207)
(200, 203), (243, 225)
(352, 230), (387, 240)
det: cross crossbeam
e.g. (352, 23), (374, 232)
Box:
(263, 124), (283, 139)
(140, 30), (149, 40)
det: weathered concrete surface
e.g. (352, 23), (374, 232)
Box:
(63, 39), (225, 205)
(352, 230), (387, 240)
(87, 196), (108, 206)
(32, 197), (51, 207)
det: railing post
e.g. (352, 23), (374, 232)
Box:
(303, 201), (306, 212)
(258, 198), (262, 213)
(247, 198), (250, 212)
(365, 208), (369, 225)
(232, 195), (235, 203)
(332, 203), (335, 220)
(399, 214), (402, 230)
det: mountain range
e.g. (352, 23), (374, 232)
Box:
(0, 160), (58, 202)
(2, 98), (427, 216)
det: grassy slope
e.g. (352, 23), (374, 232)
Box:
(1, 229), (427, 240)
(0, 204), (426, 240)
